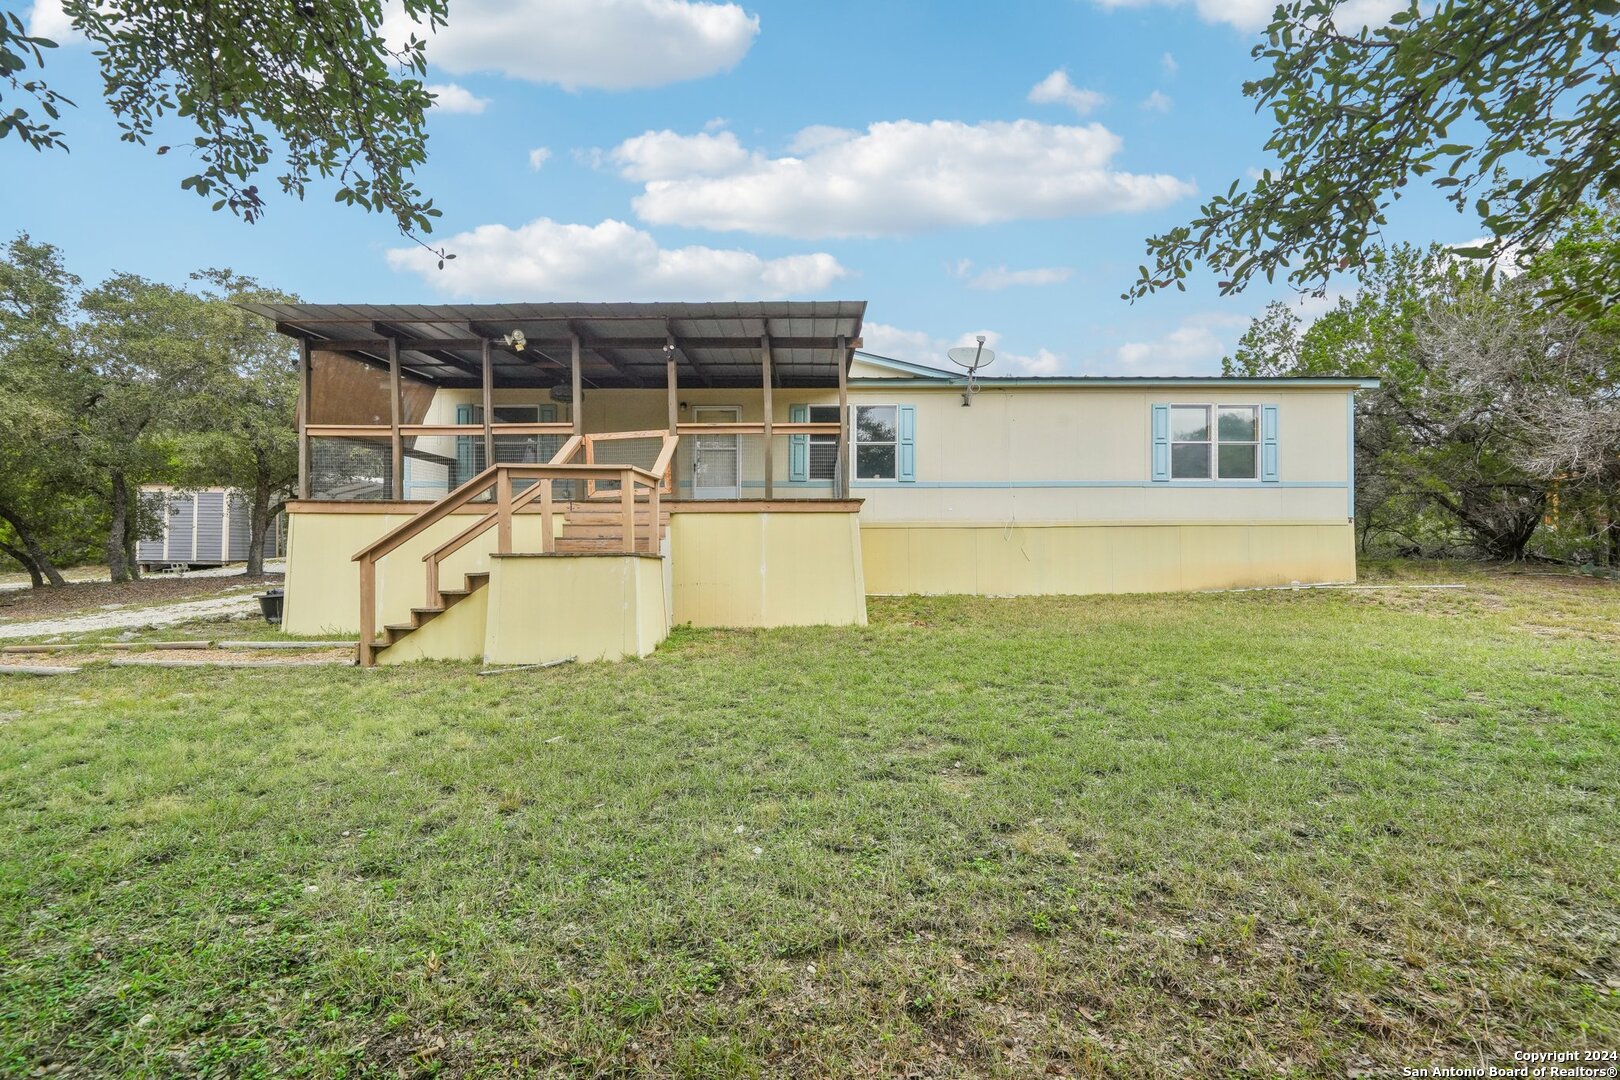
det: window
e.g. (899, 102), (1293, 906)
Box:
(807, 404), (840, 480)
(790, 403), (911, 483)
(854, 404), (898, 480)
(1169, 404), (1260, 480)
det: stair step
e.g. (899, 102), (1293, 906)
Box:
(563, 518), (670, 531)
(552, 537), (660, 552)
(560, 524), (668, 539)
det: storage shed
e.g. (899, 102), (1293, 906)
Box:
(136, 487), (285, 570)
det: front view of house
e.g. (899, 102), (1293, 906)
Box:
(252, 301), (1373, 666)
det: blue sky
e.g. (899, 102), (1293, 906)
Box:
(7, 0), (1467, 375)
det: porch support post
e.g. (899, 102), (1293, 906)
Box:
(297, 338), (311, 499)
(481, 338), (495, 469)
(570, 332), (584, 437)
(761, 333), (774, 499)
(388, 337), (403, 499)
(666, 335), (679, 435)
(836, 335), (849, 499)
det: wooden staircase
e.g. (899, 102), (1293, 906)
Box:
(353, 433), (679, 666)
(378, 570), (490, 650)
(555, 502), (671, 553)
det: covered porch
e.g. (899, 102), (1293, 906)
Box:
(251, 302), (872, 664)
(243, 300), (867, 504)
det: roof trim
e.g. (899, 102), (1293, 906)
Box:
(851, 352), (1379, 390)
(851, 352), (956, 379)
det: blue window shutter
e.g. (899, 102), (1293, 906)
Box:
(455, 404), (477, 483)
(1150, 404), (1170, 481)
(789, 404), (809, 482)
(897, 405), (916, 482)
(1261, 404), (1280, 482)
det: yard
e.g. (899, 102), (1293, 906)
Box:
(1, 564), (1617, 1078)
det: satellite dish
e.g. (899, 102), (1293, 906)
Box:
(947, 336), (994, 406)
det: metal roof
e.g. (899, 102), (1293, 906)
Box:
(851, 351), (1381, 389)
(241, 301), (867, 390)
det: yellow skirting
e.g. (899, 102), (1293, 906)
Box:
(485, 553), (667, 665)
(667, 510), (868, 627)
(859, 521), (1356, 595)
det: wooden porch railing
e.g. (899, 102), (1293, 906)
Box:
(352, 433), (677, 666)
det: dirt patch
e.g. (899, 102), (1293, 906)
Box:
(0, 573), (282, 621)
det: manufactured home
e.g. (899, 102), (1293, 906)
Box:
(136, 487), (285, 571)
(250, 301), (1373, 666)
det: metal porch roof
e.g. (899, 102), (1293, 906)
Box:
(241, 301), (868, 390)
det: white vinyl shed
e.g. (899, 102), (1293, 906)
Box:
(136, 487), (285, 570)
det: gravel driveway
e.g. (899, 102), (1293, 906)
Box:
(0, 593), (268, 640)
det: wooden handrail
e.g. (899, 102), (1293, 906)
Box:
(649, 435), (679, 484)
(548, 434), (583, 464)
(352, 462), (500, 564)
(582, 428), (672, 442)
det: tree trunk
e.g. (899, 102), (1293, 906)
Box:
(105, 472), (134, 583)
(0, 505), (68, 586)
(246, 478), (273, 577)
(0, 540), (45, 587)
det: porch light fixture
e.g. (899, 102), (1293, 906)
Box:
(503, 329), (526, 351)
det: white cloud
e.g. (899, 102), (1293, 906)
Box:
(1089, 0), (1401, 31)
(862, 323), (941, 367)
(965, 265), (1074, 290)
(427, 83), (490, 114)
(862, 325), (1066, 376)
(386, 217), (846, 301)
(1115, 326), (1226, 373)
(609, 129), (754, 181)
(528, 147), (552, 170)
(621, 119), (1194, 238)
(388, 0), (759, 91)
(1007, 347), (1065, 376)
(26, 0), (77, 41)
(1140, 90), (1173, 113)
(1027, 70), (1107, 117)
(1111, 313), (1249, 374)
(1161, 52), (1179, 77)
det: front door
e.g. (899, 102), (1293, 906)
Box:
(691, 405), (742, 499)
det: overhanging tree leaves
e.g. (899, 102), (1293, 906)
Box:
(1128, 0), (1620, 306)
(2, 0), (452, 244)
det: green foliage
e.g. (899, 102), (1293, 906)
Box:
(0, 234), (102, 577)
(0, 233), (300, 581)
(2, 0), (450, 239)
(1224, 210), (1620, 562)
(0, 10), (70, 150)
(1129, 0), (1620, 308)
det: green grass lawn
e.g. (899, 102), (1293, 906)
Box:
(2, 564), (1617, 1077)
